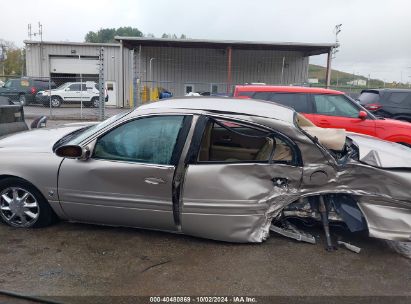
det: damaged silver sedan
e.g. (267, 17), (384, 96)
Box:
(0, 98), (410, 254)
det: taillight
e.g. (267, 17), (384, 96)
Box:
(31, 87), (37, 94)
(364, 103), (382, 111)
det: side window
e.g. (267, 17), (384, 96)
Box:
(237, 91), (255, 97)
(198, 119), (294, 164)
(93, 116), (185, 165)
(270, 93), (311, 113)
(8, 80), (19, 88)
(68, 84), (81, 91)
(387, 92), (409, 104)
(313, 94), (359, 118)
(253, 92), (271, 100)
(81, 84), (87, 91)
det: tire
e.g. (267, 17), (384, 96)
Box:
(385, 240), (411, 259)
(0, 178), (57, 228)
(19, 94), (27, 106)
(50, 96), (62, 108)
(92, 97), (100, 108)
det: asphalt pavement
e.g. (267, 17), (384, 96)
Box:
(0, 221), (410, 300)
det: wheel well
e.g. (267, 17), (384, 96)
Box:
(0, 175), (53, 208)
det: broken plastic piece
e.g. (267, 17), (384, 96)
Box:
(270, 221), (316, 244)
(337, 241), (361, 254)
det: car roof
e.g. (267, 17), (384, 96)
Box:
(361, 88), (411, 93)
(235, 85), (344, 94)
(138, 97), (296, 124)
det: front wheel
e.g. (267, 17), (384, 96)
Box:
(50, 96), (62, 108)
(19, 94), (27, 106)
(0, 178), (56, 228)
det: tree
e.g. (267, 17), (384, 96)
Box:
(160, 33), (188, 39)
(0, 39), (24, 76)
(84, 27), (143, 43)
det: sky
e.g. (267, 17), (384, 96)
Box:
(1, 0), (410, 83)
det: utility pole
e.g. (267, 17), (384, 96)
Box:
(327, 24), (342, 88)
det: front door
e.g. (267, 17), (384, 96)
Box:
(310, 94), (377, 137)
(58, 115), (192, 231)
(180, 116), (303, 242)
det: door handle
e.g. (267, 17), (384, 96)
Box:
(318, 119), (331, 127)
(144, 177), (166, 185)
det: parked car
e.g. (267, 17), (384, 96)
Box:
(36, 81), (108, 108)
(0, 77), (56, 106)
(0, 97), (410, 255)
(358, 89), (411, 122)
(233, 85), (411, 146)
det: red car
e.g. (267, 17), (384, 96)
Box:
(233, 85), (411, 146)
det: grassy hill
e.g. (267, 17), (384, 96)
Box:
(308, 64), (386, 87)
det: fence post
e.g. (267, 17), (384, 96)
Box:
(48, 77), (52, 118)
(98, 47), (105, 121)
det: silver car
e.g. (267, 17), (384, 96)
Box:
(0, 98), (410, 252)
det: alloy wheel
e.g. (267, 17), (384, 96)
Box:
(0, 187), (40, 227)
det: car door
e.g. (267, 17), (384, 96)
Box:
(63, 84), (81, 102)
(58, 115), (192, 231)
(310, 94), (377, 136)
(180, 116), (303, 242)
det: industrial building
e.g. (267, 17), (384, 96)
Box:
(25, 38), (335, 107)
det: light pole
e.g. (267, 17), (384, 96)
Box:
(149, 57), (156, 92)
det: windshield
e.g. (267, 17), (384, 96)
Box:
(55, 83), (70, 90)
(52, 111), (131, 151)
(68, 111), (131, 145)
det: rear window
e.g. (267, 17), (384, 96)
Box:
(237, 91), (255, 97)
(358, 91), (380, 105)
(253, 92), (311, 113)
(269, 93), (311, 113)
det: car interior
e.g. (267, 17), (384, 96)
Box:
(197, 119), (293, 163)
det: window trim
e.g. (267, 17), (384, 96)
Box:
(91, 114), (192, 166)
(186, 115), (302, 167)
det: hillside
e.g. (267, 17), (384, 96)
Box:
(308, 64), (385, 87)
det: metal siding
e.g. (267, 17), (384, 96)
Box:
(25, 43), (122, 106)
(136, 47), (308, 96)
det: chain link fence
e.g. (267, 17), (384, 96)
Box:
(0, 75), (128, 122)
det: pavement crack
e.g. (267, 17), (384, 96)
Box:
(141, 260), (171, 273)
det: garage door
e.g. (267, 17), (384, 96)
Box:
(50, 57), (99, 74)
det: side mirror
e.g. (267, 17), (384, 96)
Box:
(358, 110), (368, 120)
(65, 88), (70, 91)
(55, 145), (90, 160)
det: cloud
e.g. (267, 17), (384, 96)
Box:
(0, 0), (410, 82)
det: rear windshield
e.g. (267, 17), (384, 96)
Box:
(358, 91), (380, 104)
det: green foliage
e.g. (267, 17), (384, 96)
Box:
(84, 27), (143, 43)
(0, 39), (24, 76)
(160, 33), (188, 39)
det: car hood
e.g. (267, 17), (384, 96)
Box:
(0, 123), (95, 153)
(348, 132), (411, 168)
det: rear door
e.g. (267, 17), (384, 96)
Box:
(181, 116), (303, 242)
(309, 94), (377, 136)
